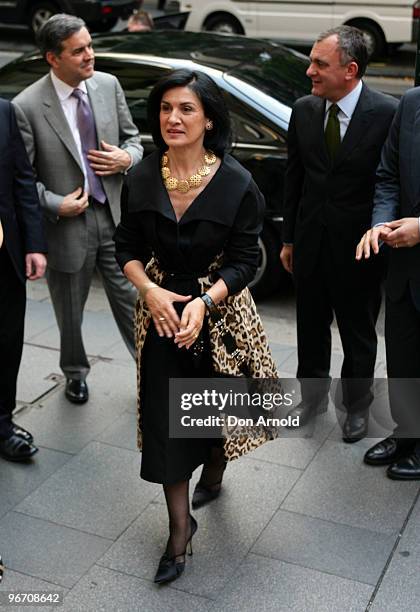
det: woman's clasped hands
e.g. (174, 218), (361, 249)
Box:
(145, 287), (206, 349)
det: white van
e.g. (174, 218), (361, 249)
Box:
(180, 0), (419, 57)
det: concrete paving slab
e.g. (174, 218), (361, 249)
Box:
(24, 299), (56, 341)
(252, 508), (395, 585)
(0, 447), (70, 519)
(25, 278), (51, 303)
(0, 568), (68, 611)
(269, 343), (296, 368)
(0, 512), (111, 588)
(370, 494), (420, 612)
(29, 310), (123, 357)
(61, 565), (212, 612)
(102, 339), (133, 365)
(16, 345), (61, 404)
(95, 411), (138, 451)
(245, 411), (335, 469)
(16, 361), (135, 454)
(15, 442), (158, 539)
(210, 553), (373, 612)
(99, 457), (301, 599)
(281, 440), (419, 534)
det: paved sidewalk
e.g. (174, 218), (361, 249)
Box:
(1, 279), (419, 612)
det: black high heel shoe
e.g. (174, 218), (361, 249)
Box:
(154, 515), (198, 585)
(192, 461), (227, 509)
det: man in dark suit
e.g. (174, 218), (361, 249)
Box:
(13, 15), (143, 405)
(280, 26), (398, 441)
(356, 88), (420, 480)
(0, 99), (47, 462)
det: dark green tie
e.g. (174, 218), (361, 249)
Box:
(325, 103), (341, 161)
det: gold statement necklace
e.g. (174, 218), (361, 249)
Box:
(161, 150), (217, 194)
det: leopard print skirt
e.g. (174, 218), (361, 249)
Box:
(134, 257), (280, 462)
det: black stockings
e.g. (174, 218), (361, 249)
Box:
(163, 480), (191, 560)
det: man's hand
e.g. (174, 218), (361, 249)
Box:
(355, 225), (392, 260)
(58, 187), (89, 217)
(280, 244), (293, 273)
(382, 218), (420, 249)
(87, 140), (131, 176)
(26, 253), (46, 280)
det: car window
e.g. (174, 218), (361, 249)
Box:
(227, 47), (310, 107)
(94, 58), (171, 134)
(0, 57), (47, 100)
(224, 91), (286, 149)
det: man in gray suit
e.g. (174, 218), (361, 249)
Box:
(13, 14), (143, 404)
(356, 88), (420, 480)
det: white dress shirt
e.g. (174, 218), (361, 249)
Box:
(50, 71), (91, 193)
(324, 79), (363, 140)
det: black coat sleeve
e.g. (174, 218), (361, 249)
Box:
(282, 105), (304, 244)
(216, 178), (265, 295)
(114, 181), (152, 271)
(10, 101), (47, 254)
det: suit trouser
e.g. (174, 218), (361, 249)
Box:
(295, 232), (381, 412)
(47, 200), (137, 380)
(385, 290), (420, 440)
(0, 248), (26, 439)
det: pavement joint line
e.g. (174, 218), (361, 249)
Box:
(242, 452), (306, 470)
(0, 566), (70, 591)
(365, 485), (420, 611)
(261, 506), (393, 539)
(276, 503), (403, 538)
(27, 444), (75, 456)
(277, 426), (336, 510)
(12, 509), (117, 543)
(247, 550), (377, 588)
(24, 341), (61, 352)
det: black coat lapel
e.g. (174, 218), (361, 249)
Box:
(412, 104), (420, 204)
(309, 96), (329, 166)
(333, 83), (373, 168)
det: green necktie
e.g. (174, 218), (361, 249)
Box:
(325, 103), (341, 161)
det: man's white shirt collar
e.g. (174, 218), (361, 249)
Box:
(50, 71), (88, 100)
(325, 80), (363, 119)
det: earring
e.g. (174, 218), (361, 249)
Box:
(206, 120), (213, 131)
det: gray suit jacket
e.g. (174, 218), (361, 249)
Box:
(13, 71), (143, 273)
(372, 87), (420, 308)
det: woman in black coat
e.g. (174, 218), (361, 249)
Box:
(114, 69), (272, 584)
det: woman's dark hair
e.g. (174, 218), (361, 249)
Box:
(147, 69), (231, 155)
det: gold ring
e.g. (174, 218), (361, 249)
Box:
(193, 332), (199, 339)
(159, 317), (166, 321)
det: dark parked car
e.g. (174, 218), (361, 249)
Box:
(0, 0), (137, 33)
(0, 30), (310, 297)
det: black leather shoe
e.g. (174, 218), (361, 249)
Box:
(12, 423), (34, 444)
(0, 433), (38, 462)
(65, 379), (88, 404)
(387, 449), (420, 480)
(286, 399), (328, 429)
(364, 437), (414, 466)
(154, 515), (198, 584)
(342, 412), (368, 443)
